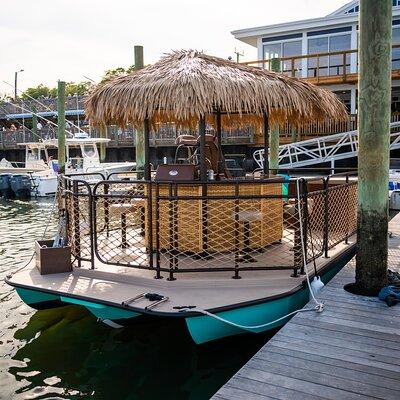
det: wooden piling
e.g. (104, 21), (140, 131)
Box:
(57, 81), (66, 173)
(355, 0), (392, 294)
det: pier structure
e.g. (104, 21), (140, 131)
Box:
(213, 213), (400, 400)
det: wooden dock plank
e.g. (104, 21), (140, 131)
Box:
(212, 214), (400, 399)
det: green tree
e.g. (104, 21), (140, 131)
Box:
(65, 81), (93, 96)
(21, 84), (53, 99)
(100, 65), (136, 83)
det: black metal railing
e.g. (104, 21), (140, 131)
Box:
(59, 172), (358, 280)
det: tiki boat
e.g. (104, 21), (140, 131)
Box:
(6, 50), (356, 344)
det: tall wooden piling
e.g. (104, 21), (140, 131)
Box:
(57, 80), (66, 173)
(355, 0), (392, 294)
(100, 124), (107, 162)
(134, 46), (145, 176)
(269, 58), (281, 174)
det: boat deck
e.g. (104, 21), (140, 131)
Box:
(7, 234), (355, 315)
(212, 213), (400, 400)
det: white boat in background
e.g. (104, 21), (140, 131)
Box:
(32, 135), (136, 196)
(1, 134), (136, 198)
(65, 136), (136, 177)
(0, 142), (53, 174)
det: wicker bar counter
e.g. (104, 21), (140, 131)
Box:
(146, 179), (284, 254)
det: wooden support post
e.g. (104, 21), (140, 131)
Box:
(215, 111), (223, 177)
(270, 58), (281, 174)
(143, 118), (151, 180)
(199, 116), (207, 181)
(291, 127), (297, 143)
(354, 0), (392, 295)
(57, 80), (66, 173)
(100, 124), (107, 162)
(263, 113), (269, 175)
(133, 45), (145, 176)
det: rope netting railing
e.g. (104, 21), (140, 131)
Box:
(59, 174), (358, 279)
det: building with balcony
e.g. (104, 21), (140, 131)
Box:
(232, 0), (400, 114)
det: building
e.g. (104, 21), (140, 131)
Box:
(232, 0), (400, 115)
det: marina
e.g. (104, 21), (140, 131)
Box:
(212, 214), (400, 400)
(2, 0), (400, 399)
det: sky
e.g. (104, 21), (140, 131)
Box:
(0, 0), (349, 95)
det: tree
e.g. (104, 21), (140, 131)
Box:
(100, 66), (135, 83)
(20, 81), (93, 100)
(21, 84), (54, 99)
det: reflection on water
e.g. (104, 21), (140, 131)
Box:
(0, 199), (273, 399)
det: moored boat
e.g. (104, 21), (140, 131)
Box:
(7, 50), (351, 343)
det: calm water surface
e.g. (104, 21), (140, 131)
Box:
(0, 199), (273, 400)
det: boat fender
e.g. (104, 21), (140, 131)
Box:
(310, 276), (324, 297)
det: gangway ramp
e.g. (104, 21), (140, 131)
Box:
(254, 121), (400, 169)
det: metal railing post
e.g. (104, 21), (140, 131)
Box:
(323, 177), (330, 258)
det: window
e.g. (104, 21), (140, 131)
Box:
(82, 144), (96, 158)
(263, 40), (302, 76)
(308, 37), (328, 77)
(393, 28), (400, 70)
(345, 5), (359, 14)
(263, 43), (281, 61)
(332, 90), (351, 112)
(307, 34), (351, 77)
(329, 34), (351, 75)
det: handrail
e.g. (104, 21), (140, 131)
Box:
(242, 44), (400, 81)
(242, 44), (400, 67)
(61, 173), (358, 279)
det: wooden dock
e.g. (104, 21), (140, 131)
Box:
(212, 214), (400, 400)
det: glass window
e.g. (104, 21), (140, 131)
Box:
(308, 37), (328, 77)
(393, 28), (400, 44)
(329, 34), (351, 75)
(263, 43), (281, 61)
(332, 90), (351, 112)
(393, 28), (400, 70)
(282, 41), (302, 77)
(82, 144), (96, 158)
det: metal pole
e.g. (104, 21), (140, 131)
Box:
(355, 0), (391, 294)
(263, 113), (269, 175)
(76, 94), (80, 129)
(57, 80), (66, 173)
(270, 58), (281, 175)
(14, 72), (17, 101)
(134, 45), (145, 176)
(32, 105), (38, 141)
(199, 116), (207, 181)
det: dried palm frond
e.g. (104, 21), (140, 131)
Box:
(86, 49), (347, 129)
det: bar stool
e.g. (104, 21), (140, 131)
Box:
(236, 210), (263, 263)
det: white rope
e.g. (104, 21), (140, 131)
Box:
(187, 178), (324, 332)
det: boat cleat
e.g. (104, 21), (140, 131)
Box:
(122, 292), (169, 310)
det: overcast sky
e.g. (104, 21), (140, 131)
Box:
(0, 0), (349, 95)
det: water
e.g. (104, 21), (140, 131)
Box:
(0, 199), (273, 400)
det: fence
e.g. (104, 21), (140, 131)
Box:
(60, 173), (358, 280)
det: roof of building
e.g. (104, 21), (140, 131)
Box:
(232, 1), (400, 47)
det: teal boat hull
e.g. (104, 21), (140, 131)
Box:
(13, 248), (353, 344)
(185, 255), (348, 344)
(15, 288), (139, 321)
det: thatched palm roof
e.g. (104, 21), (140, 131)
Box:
(86, 50), (347, 129)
